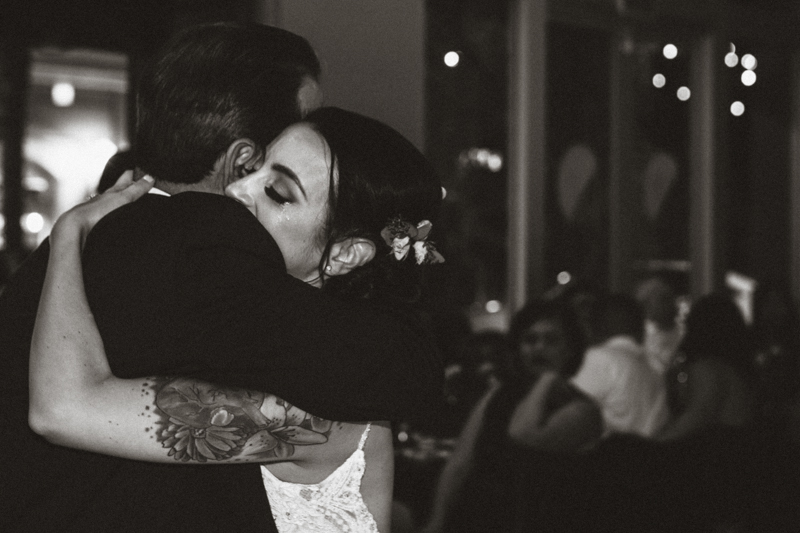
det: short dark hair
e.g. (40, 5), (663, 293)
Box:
(301, 107), (443, 304)
(507, 298), (587, 378)
(135, 22), (320, 184)
(680, 293), (754, 376)
(589, 292), (645, 344)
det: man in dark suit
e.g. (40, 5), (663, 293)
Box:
(1, 22), (441, 532)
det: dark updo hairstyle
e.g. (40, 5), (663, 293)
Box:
(302, 107), (443, 305)
(135, 22), (320, 184)
(680, 293), (756, 379)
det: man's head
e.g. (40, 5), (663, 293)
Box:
(589, 293), (645, 345)
(508, 298), (587, 378)
(134, 22), (322, 191)
(635, 276), (678, 330)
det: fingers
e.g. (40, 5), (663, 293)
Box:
(121, 175), (155, 202)
(75, 174), (153, 226)
(100, 172), (153, 204)
(106, 170), (135, 193)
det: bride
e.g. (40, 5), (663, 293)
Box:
(29, 107), (445, 533)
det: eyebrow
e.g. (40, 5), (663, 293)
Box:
(272, 163), (307, 200)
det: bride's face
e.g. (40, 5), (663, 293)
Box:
(225, 123), (334, 284)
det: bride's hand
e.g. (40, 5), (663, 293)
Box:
(52, 171), (154, 248)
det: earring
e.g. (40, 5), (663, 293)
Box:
(325, 265), (332, 272)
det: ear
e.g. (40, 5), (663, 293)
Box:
(220, 138), (263, 188)
(326, 238), (376, 277)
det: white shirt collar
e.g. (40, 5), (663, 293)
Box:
(148, 186), (170, 197)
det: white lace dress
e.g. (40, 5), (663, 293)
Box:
(260, 424), (379, 533)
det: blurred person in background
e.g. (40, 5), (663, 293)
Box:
(421, 298), (601, 533)
(546, 277), (601, 344)
(438, 330), (506, 438)
(651, 293), (796, 531)
(750, 283), (800, 433)
(571, 293), (669, 438)
(635, 276), (683, 376)
(657, 293), (756, 441)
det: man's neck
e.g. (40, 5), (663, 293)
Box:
(133, 165), (225, 195)
(153, 179), (224, 196)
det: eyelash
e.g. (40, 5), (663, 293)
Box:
(264, 186), (290, 205)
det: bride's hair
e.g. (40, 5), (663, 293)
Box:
(302, 107), (443, 305)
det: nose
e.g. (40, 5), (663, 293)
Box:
(225, 175), (254, 207)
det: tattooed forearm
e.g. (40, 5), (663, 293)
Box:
(146, 377), (331, 463)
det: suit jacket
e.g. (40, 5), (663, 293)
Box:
(1, 192), (442, 532)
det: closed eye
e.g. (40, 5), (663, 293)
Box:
(265, 186), (291, 204)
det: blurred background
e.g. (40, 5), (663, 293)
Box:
(3, 1), (800, 530)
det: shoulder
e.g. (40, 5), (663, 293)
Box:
(580, 344), (618, 370)
(101, 192), (263, 237)
(86, 192), (283, 265)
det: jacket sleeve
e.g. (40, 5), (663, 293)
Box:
(83, 192), (443, 424)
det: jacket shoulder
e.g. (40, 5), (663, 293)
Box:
(87, 192), (282, 262)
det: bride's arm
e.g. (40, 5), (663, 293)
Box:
(28, 174), (339, 464)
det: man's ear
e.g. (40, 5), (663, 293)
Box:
(326, 238), (376, 277)
(220, 138), (263, 187)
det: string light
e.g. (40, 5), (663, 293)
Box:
(444, 51), (460, 67)
(663, 44), (678, 59)
(459, 148), (504, 172)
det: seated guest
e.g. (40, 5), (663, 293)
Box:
(571, 293), (669, 438)
(654, 293), (777, 531)
(750, 283), (800, 427)
(420, 298), (602, 533)
(635, 276), (684, 376)
(657, 293), (756, 441)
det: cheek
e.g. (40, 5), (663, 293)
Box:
(279, 219), (326, 276)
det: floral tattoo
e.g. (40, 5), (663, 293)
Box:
(149, 377), (332, 462)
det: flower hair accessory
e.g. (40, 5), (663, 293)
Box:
(380, 217), (445, 265)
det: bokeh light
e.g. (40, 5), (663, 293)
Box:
(741, 70), (757, 86)
(724, 52), (739, 68)
(444, 51), (460, 67)
(557, 271), (572, 285)
(730, 101), (745, 116)
(652, 73), (666, 88)
(485, 300), (502, 313)
(663, 44), (678, 59)
(677, 86), (691, 101)
(23, 212), (45, 234)
(741, 54), (757, 70)
(487, 153), (503, 172)
(51, 82), (75, 107)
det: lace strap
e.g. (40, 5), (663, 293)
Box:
(357, 423), (371, 451)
